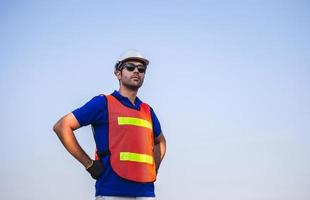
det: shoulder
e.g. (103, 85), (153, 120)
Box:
(90, 94), (107, 105)
(148, 106), (162, 137)
(139, 100), (153, 113)
(74, 94), (107, 113)
(141, 102), (158, 120)
(72, 94), (108, 127)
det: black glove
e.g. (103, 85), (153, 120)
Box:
(86, 160), (104, 180)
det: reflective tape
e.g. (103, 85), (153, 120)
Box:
(117, 117), (152, 130)
(120, 152), (153, 164)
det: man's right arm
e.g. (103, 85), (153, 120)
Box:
(53, 113), (94, 169)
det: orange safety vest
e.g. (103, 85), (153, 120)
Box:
(105, 95), (156, 183)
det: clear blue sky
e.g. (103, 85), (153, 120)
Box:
(1, 1), (309, 200)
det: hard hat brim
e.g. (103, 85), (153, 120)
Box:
(119, 57), (149, 66)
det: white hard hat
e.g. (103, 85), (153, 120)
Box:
(115, 50), (149, 69)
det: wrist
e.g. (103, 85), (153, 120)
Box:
(86, 160), (104, 180)
(85, 159), (94, 170)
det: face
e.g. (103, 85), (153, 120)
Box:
(115, 60), (147, 91)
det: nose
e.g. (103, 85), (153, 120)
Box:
(132, 67), (139, 73)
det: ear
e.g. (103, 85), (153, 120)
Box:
(114, 69), (122, 80)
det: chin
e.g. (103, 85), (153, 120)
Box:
(126, 84), (142, 91)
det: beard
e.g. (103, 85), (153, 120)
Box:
(121, 77), (144, 91)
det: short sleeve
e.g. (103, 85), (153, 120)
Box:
(150, 107), (162, 138)
(72, 95), (107, 127)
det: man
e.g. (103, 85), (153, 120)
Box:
(53, 50), (166, 200)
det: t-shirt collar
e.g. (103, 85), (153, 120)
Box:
(111, 90), (142, 109)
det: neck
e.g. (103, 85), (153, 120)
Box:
(118, 86), (138, 105)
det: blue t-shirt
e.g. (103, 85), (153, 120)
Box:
(72, 90), (162, 197)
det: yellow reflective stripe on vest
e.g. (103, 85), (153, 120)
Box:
(120, 152), (153, 164)
(117, 117), (152, 130)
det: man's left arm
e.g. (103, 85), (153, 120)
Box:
(154, 132), (166, 173)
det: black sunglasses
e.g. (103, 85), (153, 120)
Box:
(122, 63), (146, 73)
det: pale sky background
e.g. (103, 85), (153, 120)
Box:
(1, 1), (309, 200)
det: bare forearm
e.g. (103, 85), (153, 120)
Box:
(154, 144), (165, 170)
(53, 116), (92, 168)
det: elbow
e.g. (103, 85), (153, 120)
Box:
(154, 133), (166, 145)
(53, 113), (79, 136)
(53, 122), (60, 134)
(53, 120), (64, 136)
(53, 122), (58, 133)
